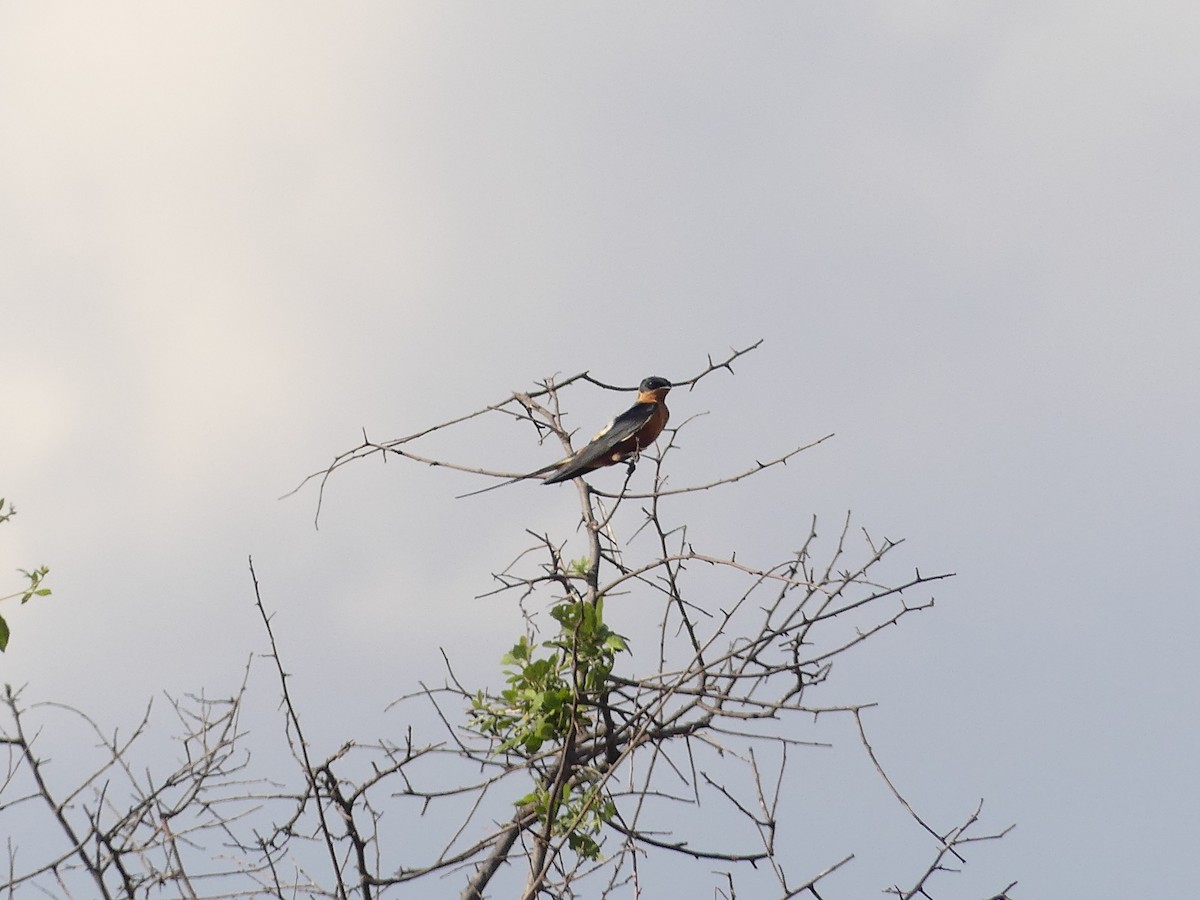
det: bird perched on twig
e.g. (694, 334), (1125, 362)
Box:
(458, 376), (672, 497)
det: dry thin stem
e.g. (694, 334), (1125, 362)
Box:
(2, 340), (1012, 898)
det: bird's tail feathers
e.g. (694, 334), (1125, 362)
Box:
(455, 458), (567, 499)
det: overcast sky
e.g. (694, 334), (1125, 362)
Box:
(2, 4), (1199, 897)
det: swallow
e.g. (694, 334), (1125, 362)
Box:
(458, 376), (673, 498)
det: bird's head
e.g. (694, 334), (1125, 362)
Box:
(639, 376), (672, 394)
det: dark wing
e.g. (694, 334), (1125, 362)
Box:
(542, 401), (657, 484)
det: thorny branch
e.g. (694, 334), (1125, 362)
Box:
(2, 340), (1013, 898)
(0, 668), (279, 898)
(282, 341), (770, 528)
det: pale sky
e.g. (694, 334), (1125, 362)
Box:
(2, 5), (1199, 897)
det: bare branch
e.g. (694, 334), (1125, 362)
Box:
(3, 344), (1013, 898)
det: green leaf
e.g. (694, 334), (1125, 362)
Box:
(0, 614), (8, 652)
(604, 633), (628, 652)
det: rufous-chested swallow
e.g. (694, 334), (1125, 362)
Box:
(459, 376), (672, 497)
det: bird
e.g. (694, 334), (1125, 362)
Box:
(458, 376), (673, 497)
